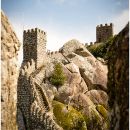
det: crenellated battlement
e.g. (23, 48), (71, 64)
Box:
(96, 23), (113, 28)
(96, 23), (113, 43)
(85, 23), (113, 45)
(21, 59), (35, 76)
(47, 50), (61, 56)
(24, 28), (46, 35)
(30, 101), (63, 129)
(90, 42), (94, 45)
(18, 64), (63, 130)
(85, 43), (88, 46)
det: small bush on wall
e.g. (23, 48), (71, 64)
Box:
(50, 62), (66, 88)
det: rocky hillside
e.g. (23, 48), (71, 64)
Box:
(1, 11), (20, 130)
(18, 39), (109, 130)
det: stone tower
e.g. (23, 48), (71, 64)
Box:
(96, 23), (113, 43)
(23, 28), (47, 68)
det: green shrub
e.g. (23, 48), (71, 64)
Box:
(87, 36), (115, 59)
(50, 62), (66, 88)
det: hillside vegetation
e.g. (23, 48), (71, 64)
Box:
(86, 36), (116, 59)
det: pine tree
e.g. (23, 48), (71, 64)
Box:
(50, 62), (66, 88)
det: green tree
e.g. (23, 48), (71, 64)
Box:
(50, 62), (66, 89)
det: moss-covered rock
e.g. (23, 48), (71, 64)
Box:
(70, 93), (109, 130)
(52, 100), (87, 130)
(96, 105), (108, 119)
(96, 105), (110, 129)
(86, 107), (103, 130)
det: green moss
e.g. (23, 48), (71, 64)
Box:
(84, 108), (102, 130)
(96, 105), (108, 119)
(52, 100), (87, 130)
(83, 107), (109, 130)
(91, 108), (101, 123)
(96, 105), (110, 129)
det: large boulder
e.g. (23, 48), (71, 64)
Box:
(43, 62), (88, 104)
(1, 11), (20, 130)
(85, 90), (108, 108)
(60, 39), (93, 57)
(60, 39), (108, 90)
(65, 62), (82, 84)
(107, 23), (129, 130)
(30, 60), (88, 105)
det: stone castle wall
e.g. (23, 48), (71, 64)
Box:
(47, 51), (62, 60)
(23, 28), (47, 68)
(21, 29), (65, 129)
(96, 23), (113, 43)
(47, 50), (69, 65)
(47, 50), (60, 55)
(17, 60), (63, 130)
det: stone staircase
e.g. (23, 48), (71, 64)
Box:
(18, 59), (63, 130)
(30, 101), (62, 130)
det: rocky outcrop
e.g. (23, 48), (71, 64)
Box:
(1, 11), (20, 130)
(60, 39), (93, 57)
(17, 38), (108, 129)
(107, 23), (129, 130)
(52, 100), (87, 130)
(37, 40), (108, 129)
(39, 61), (88, 104)
(70, 93), (109, 130)
(60, 39), (108, 91)
(85, 90), (108, 108)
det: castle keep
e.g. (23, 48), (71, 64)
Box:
(96, 23), (113, 43)
(23, 28), (47, 68)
